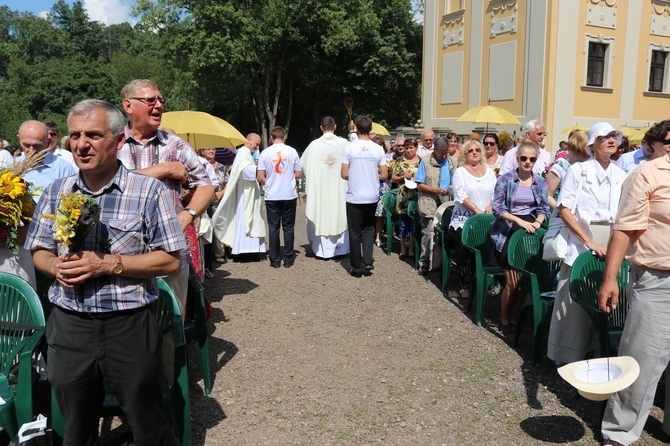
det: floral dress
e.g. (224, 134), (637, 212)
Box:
(392, 158), (419, 238)
(375, 153), (394, 217)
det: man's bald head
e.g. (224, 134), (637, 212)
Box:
(245, 133), (261, 153)
(18, 120), (49, 156)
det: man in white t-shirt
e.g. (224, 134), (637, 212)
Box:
(341, 115), (388, 277)
(257, 126), (302, 268)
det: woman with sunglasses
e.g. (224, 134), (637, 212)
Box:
(547, 122), (627, 366)
(491, 140), (550, 333)
(448, 140), (496, 290)
(391, 138), (421, 259)
(482, 133), (503, 175)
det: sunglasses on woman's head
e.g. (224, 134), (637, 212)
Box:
(519, 156), (537, 162)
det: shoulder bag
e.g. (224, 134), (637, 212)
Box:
(542, 165), (587, 261)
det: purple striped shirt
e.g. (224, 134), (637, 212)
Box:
(25, 164), (187, 313)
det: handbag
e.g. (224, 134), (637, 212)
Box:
(542, 165), (586, 261)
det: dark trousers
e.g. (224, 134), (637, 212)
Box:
(265, 199), (297, 264)
(47, 306), (176, 446)
(346, 202), (376, 273)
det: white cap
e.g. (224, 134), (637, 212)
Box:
(586, 122), (623, 156)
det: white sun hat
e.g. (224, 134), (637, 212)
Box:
(586, 122), (623, 156)
(557, 356), (640, 401)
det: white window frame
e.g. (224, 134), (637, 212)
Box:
(583, 34), (615, 90)
(646, 43), (670, 94)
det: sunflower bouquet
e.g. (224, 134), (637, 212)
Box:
(41, 192), (100, 252)
(0, 152), (47, 254)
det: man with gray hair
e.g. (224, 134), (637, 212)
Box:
(118, 79), (215, 314)
(499, 119), (552, 176)
(27, 99), (185, 445)
(417, 128), (436, 158)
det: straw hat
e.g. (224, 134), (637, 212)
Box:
(557, 356), (640, 401)
(585, 122), (623, 157)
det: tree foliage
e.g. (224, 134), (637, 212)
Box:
(0, 0), (422, 149)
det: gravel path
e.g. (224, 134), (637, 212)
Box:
(181, 204), (667, 445)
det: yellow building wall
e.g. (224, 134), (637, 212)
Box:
(435, 1), (471, 119)
(632, 2), (670, 122)
(481, 1), (527, 116)
(572, 1), (628, 119)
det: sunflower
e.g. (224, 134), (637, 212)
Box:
(0, 173), (26, 199)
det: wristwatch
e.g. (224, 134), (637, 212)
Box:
(184, 208), (197, 218)
(113, 254), (124, 275)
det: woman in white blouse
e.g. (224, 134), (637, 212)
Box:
(448, 140), (497, 290)
(545, 130), (589, 209)
(547, 122), (627, 366)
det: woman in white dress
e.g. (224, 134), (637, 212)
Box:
(547, 122), (627, 366)
(448, 140), (497, 290)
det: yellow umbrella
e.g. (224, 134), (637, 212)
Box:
(371, 122), (390, 136)
(561, 125), (587, 134)
(456, 105), (521, 132)
(161, 110), (247, 149)
(618, 126), (637, 138)
(629, 127), (650, 144)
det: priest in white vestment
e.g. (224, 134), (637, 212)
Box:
(212, 133), (266, 256)
(300, 116), (349, 258)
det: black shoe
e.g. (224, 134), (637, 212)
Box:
(284, 261), (294, 268)
(418, 269), (428, 276)
(350, 270), (362, 278)
(365, 264), (374, 271)
(270, 262), (281, 268)
(215, 257), (227, 264)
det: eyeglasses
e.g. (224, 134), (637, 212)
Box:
(130, 96), (166, 106)
(483, 141), (496, 146)
(396, 144), (405, 148)
(597, 132), (619, 141)
(660, 139), (670, 145)
(519, 156), (537, 162)
(423, 138), (434, 142)
(48, 132), (58, 137)
(467, 148), (481, 153)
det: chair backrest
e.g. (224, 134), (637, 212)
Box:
(382, 189), (398, 213)
(155, 278), (186, 349)
(0, 273), (46, 377)
(407, 199), (419, 217)
(508, 229), (561, 293)
(441, 205), (454, 228)
(461, 213), (497, 265)
(569, 251), (630, 329)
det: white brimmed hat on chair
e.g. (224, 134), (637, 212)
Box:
(557, 356), (640, 401)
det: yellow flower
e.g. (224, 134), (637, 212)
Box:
(0, 173), (26, 199)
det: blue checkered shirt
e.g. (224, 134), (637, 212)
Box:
(25, 163), (187, 313)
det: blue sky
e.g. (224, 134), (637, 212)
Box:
(3, 0), (136, 25)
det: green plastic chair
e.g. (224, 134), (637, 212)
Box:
(34, 269), (54, 319)
(434, 205), (455, 292)
(0, 273), (46, 438)
(51, 278), (192, 445)
(407, 199), (421, 270)
(381, 189), (398, 256)
(461, 214), (505, 326)
(569, 251), (631, 357)
(507, 229), (561, 366)
(186, 266), (212, 395)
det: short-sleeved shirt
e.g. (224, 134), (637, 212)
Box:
(257, 143), (301, 201)
(118, 127), (213, 212)
(25, 164), (187, 313)
(23, 152), (76, 199)
(614, 155), (670, 270)
(415, 158), (450, 189)
(342, 139), (386, 204)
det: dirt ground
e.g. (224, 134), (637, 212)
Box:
(182, 203), (667, 446)
(8, 203), (668, 445)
